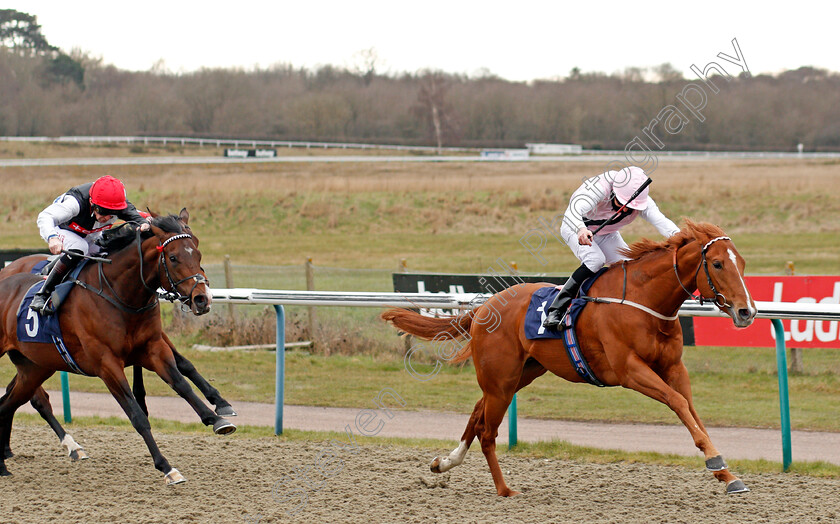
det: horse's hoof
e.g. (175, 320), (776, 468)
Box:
(499, 489), (521, 497)
(215, 405), (237, 417)
(213, 419), (236, 435)
(164, 468), (187, 485)
(430, 456), (442, 474)
(726, 479), (750, 494)
(69, 449), (89, 461)
(705, 455), (728, 471)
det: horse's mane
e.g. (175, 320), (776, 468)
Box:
(147, 214), (184, 235)
(97, 215), (184, 253)
(620, 219), (726, 261)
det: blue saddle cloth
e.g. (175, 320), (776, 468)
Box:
(16, 262), (91, 375)
(524, 268), (611, 387)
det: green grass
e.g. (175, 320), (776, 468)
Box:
(7, 345), (839, 432)
(12, 414), (839, 478)
(1, 157), (839, 443)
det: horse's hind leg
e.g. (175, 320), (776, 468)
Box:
(478, 392), (520, 497)
(431, 397), (484, 473)
(665, 362), (748, 494)
(29, 387), (88, 461)
(1, 376), (15, 459)
(431, 359), (546, 475)
(0, 354), (55, 477)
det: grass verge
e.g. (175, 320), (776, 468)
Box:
(6, 345), (839, 432)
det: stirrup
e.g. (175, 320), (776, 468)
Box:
(544, 308), (573, 331)
(543, 309), (565, 330)
(30, 294), (55, 316)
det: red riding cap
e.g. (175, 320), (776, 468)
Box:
(90, 175), (128, 212)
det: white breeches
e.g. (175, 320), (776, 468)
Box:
(560, 224), (629, 273)
(56, 230), (102, 256)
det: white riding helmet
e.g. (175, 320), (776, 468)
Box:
(613, 166), (650, 210)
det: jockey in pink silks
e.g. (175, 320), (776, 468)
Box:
(543, 166), (680, 330)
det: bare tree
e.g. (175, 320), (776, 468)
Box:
(413, 70), (459, 152)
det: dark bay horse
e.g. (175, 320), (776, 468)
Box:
(0, 209), (235, 462)
(0, 214), (232, 484)
(382, 221), (757, 496)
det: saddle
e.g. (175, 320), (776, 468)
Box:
(524, 268), (611, 387)
(16, 276), (91, 375)
(30, 259), (89, 313)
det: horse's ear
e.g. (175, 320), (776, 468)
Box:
(179, 208), (189, 225)
(146, 207), (160, 219)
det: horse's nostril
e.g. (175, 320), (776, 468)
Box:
(194, 295), (207, 308)
(738, 308), (751, 319)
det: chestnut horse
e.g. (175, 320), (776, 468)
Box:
(0, 214), (231, 484)
(0, 210), (235, 462)
(382, 221), (756, 496)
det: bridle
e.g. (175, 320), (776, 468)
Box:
(673, 236), (733, 308)
(139, 231), (208, 308)
(74, 228), (207, 314)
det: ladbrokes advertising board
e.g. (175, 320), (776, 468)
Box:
(694, 276), (840, 348)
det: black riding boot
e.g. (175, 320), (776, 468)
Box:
(542, 264), (597, 331)
(30, 251), (81, 315)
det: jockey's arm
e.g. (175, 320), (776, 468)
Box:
(640, 198), (680, 238)
(37, 195), (80, 243)
(117, 202), (151, 231)
(563, 174), (608, 233)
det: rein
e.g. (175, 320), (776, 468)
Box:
(583, 262), (679, 321)
(75, 229), (205, 314)
(673, 236), (732, 308)
(582, 235), (734, 321)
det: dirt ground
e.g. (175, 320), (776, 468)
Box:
(1, 424), (838, 524)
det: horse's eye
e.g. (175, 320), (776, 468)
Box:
(713, 261), (723, 270)
(169, 255), (178, 263)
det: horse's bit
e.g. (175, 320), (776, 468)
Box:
(674, 236), (733, 309)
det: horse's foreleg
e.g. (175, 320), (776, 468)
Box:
(664, 362), (709, 437)
(97, 359), (184, 485)
(143, 342), (235, 435)
(665, 362), (748, 493)
(29, 387), (88, 461)
(622, 355), (748, 494)
(169, 339), (236, 417)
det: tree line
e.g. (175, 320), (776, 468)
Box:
(2, 10), (839, 151)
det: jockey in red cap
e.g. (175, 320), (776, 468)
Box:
(543, 166), (680, 330)
(31, 176), (150, 315)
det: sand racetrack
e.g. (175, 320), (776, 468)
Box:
(1, 424), (838, 524)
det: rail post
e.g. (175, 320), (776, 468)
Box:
(508, 394), (518, 449)
(60, 371), (71, 423)
(772, 318), (792, 471)
(274, 305), (286, 435)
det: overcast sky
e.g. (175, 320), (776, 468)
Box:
(25, 1), (838, 81)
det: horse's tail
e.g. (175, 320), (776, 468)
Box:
(381, 308), (473, 363)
